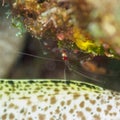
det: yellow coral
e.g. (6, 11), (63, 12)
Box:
(73, 27), (95, 51)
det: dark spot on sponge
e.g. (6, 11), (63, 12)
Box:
(8, 80), (14, 86)
(28, 80), (35, 84)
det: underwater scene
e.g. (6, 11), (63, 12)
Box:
(0, 0), (120, 119)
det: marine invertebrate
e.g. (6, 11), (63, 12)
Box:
(6, 0), (120, 59)
(0, 79), (120, 120)
(1, 1), (120, 120)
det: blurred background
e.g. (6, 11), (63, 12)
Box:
(1, 4), (120, 92)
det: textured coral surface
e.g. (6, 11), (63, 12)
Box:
(10, 0), (120, 58)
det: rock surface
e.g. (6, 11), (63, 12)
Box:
(0, 7), (25, 77)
